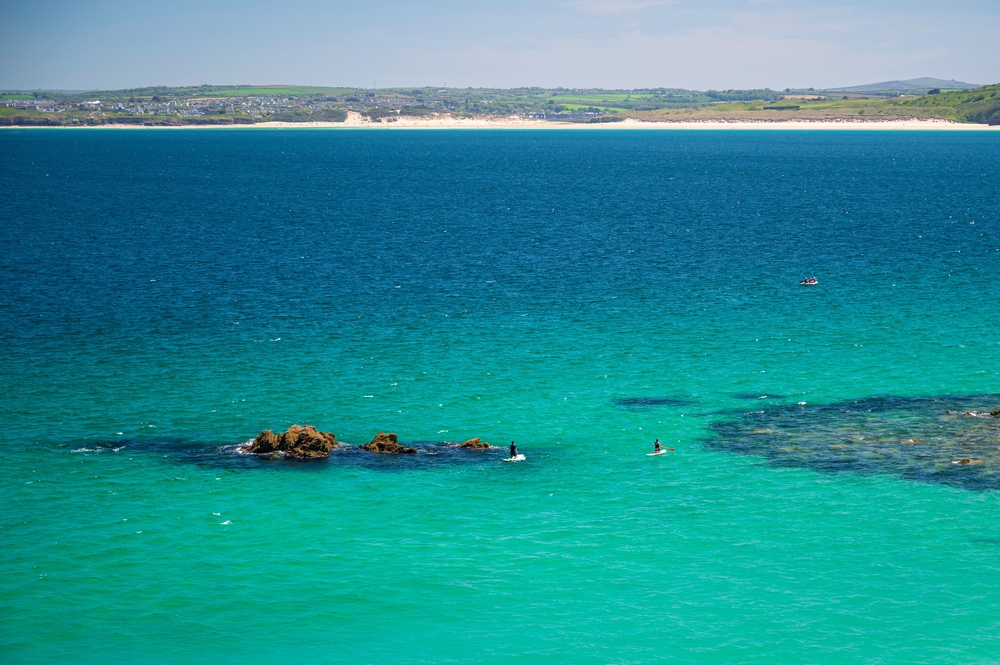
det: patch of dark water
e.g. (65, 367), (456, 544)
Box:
(706, 394), (1000, 491)
(70, 439), (511, 472)
(614, 397), (694, 410)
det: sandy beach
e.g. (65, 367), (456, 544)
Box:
(333, 113), (999, 130)
(8, 112), (998, 130)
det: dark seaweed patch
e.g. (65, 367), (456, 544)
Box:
(614, 397), (694, 410)
(706, 394), (1000, 491)
(70, 439), (510, 472)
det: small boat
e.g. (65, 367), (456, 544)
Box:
(799, 277), (818, 285)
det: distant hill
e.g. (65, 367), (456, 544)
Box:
(826, 78), (979, 92)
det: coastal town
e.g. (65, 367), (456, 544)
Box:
(1, 90), (353, 124)
(0, 86), (620, 124)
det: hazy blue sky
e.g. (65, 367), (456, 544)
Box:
(1, 0), (997, 90)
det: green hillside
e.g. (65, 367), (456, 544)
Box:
(625, 84), (1000, 124)
(895, 84), (1000, 123)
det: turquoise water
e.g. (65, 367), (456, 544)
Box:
(2, 128), (1000, 663)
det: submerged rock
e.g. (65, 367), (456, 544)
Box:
(707, 394), (1000, 491)
(360, 432), (416, 454)
(960, 409), (1000, 417)
(615, 397), (693, 409)
(248, 425), (338, 458)
(459, 437), (490, 449)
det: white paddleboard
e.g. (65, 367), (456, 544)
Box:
(646, 451), (667, 456)
(504, 454), (526, 462)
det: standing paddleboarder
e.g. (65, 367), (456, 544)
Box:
(510, 441), (518, 459)
(649, 439), (673, 455)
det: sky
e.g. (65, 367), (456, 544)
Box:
(1, 0), (997, 91)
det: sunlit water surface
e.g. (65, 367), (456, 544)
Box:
(2, 128), (1000, 664)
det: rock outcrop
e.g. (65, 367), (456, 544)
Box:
(248, 425), (338, 458)
(360, 432), (416, 454)
(459, 437), (490, 449)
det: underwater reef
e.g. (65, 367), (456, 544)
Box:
(707, 394), (1000, 491)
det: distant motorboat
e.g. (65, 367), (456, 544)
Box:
(799, 277), (818, 285)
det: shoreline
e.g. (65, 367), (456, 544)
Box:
(3, 117), (997, 130)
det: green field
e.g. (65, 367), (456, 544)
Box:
(550, 93), (653, 103)
(559, 103), (629, 112)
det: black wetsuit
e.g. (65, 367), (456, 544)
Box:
(510, 444), (518, 458)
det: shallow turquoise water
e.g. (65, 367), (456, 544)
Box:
(2, 129), (1000, 663)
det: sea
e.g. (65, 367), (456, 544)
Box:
(2, 128), (999, 664)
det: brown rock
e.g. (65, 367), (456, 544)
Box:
(252, 429), (280, 454)
(991, 410), (1000, 418)
(954, 458), (983, 465)
(360, 432), (416, 454)
(281, 425), (339, 458)
(459, 437), (490, 449)
(248, 425), (338, 458)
